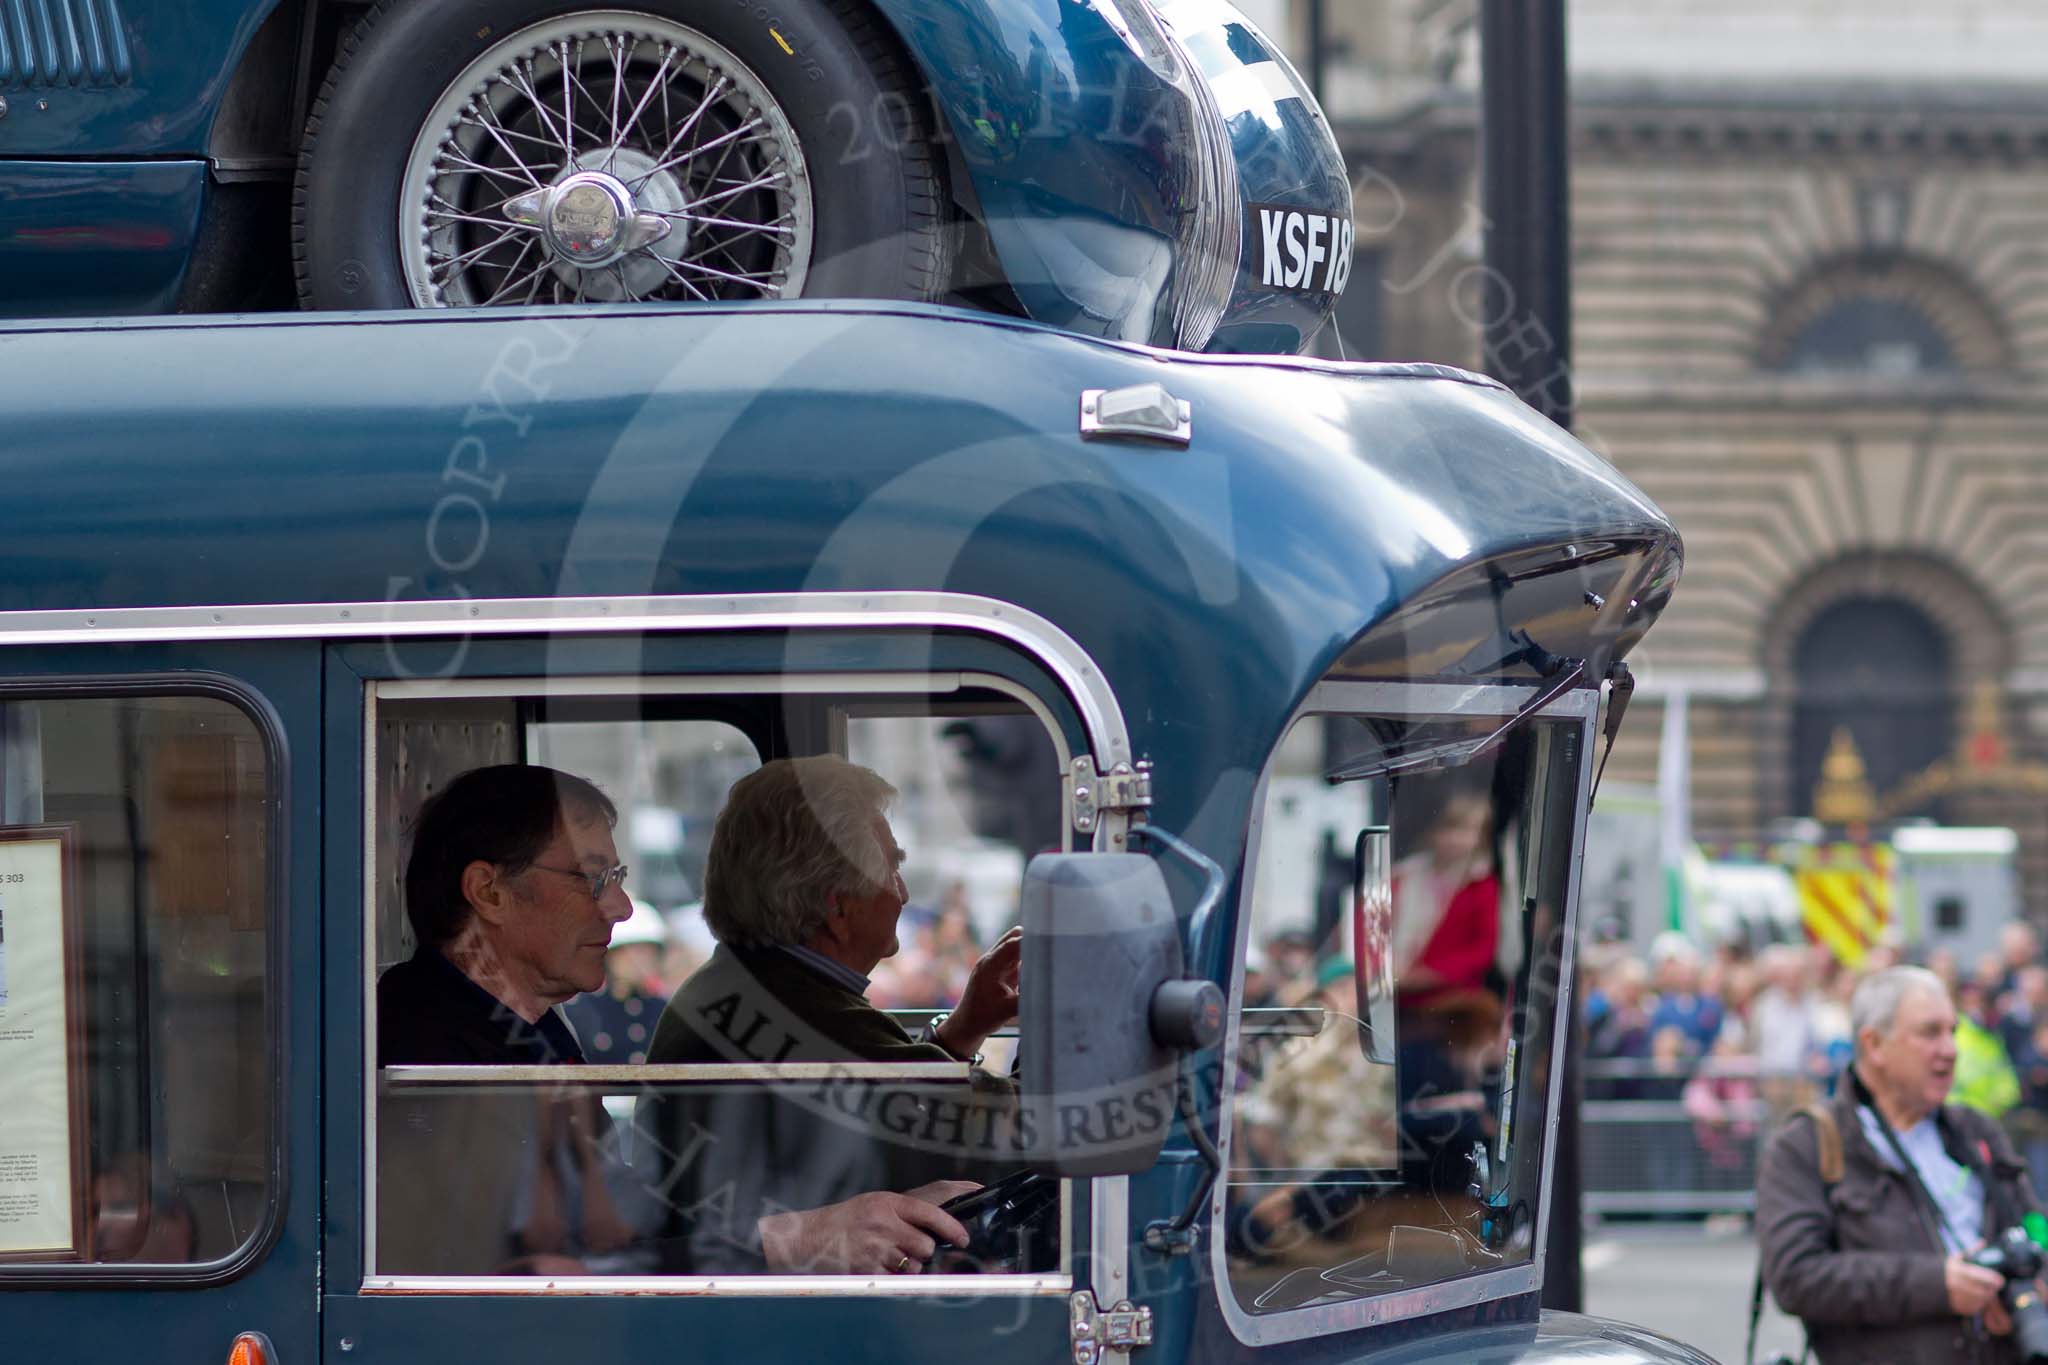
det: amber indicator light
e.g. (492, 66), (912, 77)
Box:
(227, 1331), (275, 1365)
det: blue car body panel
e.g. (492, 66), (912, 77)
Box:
(0, 158), (206, 313)
(868, 0), (1197, 345)
(0, 0), (269, 153)
(0, 0), (1350, 349)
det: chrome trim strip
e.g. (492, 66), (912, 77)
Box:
(1210, 679), (1583, 1346)
(380, 669), (1079, 846)
(1152, 0), (1242, 33)
(361, 687), (382, 1276)
(1206, 60), (1303, 119)
(0, 590), (1134, 769)
(381, 673), (973, 699)
(1300, 679), (1598, 719)
(1530, 711), (1600, 1296)
(359, 1273), (1072, 1297)
(1091, 1174), (1130, 1314)
(384, 1063), (972, 1085)
(1156, 0), (1242, 351)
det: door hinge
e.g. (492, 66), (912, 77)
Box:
(1070, 1289), (1153, 1364)
(1071, 756), (1153, 834)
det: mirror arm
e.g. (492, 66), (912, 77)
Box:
(1130, 822), (1227, 970)
(1143, 1057), (1226, 1254)
(1129, 823), (1229, 1254)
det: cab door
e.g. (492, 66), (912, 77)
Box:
(318, 618), (1125, 1364)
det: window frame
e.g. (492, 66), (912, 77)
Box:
(0, 673), (289, 1287)
(1211, 678), (1598, 1345)
(360, 668), (1078, 1298)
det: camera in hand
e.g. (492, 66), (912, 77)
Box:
(1967, 1223), (2048, 1364)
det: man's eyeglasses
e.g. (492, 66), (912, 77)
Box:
(528, 862), (630, 900)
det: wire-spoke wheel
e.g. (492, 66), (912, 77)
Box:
(402, 16), (813, 308)
(296, 0), (948, 311)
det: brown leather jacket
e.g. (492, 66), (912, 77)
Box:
(1756, 1069), (2038, 1365)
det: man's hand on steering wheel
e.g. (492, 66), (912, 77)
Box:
(935, 926), (1021, 1061)
(757, 1186), (975, 1275)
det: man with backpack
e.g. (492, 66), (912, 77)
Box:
(1757, 965), (2043, 1363)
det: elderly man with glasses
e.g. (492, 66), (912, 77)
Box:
(375, 764), (650, 1278)
(379, 764), (634, 1066)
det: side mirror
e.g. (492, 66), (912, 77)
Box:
(1020, 852), (1216, 1178)
(1352, 826), (1396, 1064)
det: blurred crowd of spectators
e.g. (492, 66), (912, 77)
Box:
(1578, 921), (2048, 1193)
(1231, 908), (2048, 1205)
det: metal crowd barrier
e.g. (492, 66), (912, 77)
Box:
(1580, 1060), (1810, 1219)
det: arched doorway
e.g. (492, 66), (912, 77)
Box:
(1790, 597), (1952, 820)
(1759, 552), (2010, 832)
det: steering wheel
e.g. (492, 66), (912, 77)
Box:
(924, 1169), (1061, 1274)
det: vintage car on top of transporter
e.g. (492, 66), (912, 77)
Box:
(0, 0), (1348, 353)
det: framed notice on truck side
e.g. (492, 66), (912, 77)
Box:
(0, 824), (84, 1260)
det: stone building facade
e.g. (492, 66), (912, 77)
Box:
(1273, 0), (2048, 913)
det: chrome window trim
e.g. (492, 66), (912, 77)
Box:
(384, 1063), (973, 1085)
(1091, 1174), (1130, 1308)
(1530, 705), (1599, 1303)
(359, 1274), (1073, 1297)
(0, 590), (1134, 771)
(361, 684), (382, 1283)
(362, 660), (1111, 1296)
(0, 678), (291, 1288)
(1298, 679), (1598, 720)
(388, 670), (1079, 850)
(1210, 679), (1595, 1346)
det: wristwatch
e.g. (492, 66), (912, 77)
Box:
(922, 1013), (983, 1066)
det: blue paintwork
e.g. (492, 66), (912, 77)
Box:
(0, 300), (1685, 1362)
(0, 0), (1348, 351)
(0, 0), (136, 88)
(0, 158), (205, 315)
(0, 0), (270, 152)
(871, 0), (1197, 344)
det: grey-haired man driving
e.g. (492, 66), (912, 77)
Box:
(645, 756), (1024, 1276)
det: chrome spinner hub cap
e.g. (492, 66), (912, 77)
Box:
(500, 148), (694, 301)
(505, 167), (672, 269)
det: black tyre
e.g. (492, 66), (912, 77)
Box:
(294, 0), (949, 309)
